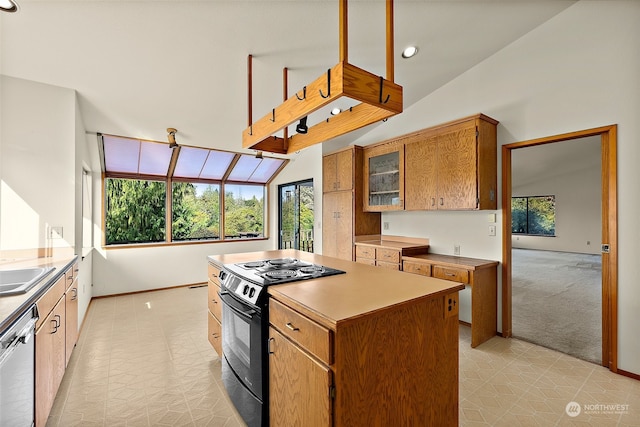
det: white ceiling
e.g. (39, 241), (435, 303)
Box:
(1, 0), (577, 157)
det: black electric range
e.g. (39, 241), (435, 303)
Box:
(220, 257), (346, 307)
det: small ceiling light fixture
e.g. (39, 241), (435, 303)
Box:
(296, 116), (308, 134)
(167, 128), (178, 148)
(255, 150), (263, 159)
(331, 107), (342, 116)
(401, 46), (419, 59)
(0, 0), (18, 12)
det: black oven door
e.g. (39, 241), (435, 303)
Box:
(220, 290), (265, 401)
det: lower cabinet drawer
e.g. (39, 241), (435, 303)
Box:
(355, 245), (375, 259)
(356, 258), (376, 266)
(433, 265), (470, 284)
(208, 263), (221, 285)
(376, 248), (400, 263)
(377, 261), (400, 271)
(208, 311), (222, 356)
(403, 261), (431, 276)
(270, 298), (332, 365)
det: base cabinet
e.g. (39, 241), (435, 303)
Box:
(207, 262), (223, 356)
(35, 296), (66, 427)
(65, 262), (79, 367)
(269, 328), (332, 427)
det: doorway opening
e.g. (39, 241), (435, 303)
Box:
(278, 179), (315, 252)
(502, 125), (618, 371)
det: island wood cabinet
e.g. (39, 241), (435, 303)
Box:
(354, 236), (429, 270)
(35, 262), (78, 427)
(322, 146), (380, 261)
(402, 254), (499, 348)
(207, 262), (223, 356)
(268, 289), (460, 427)
(362, 141), (404, 211)
(364, 114), (498, 212)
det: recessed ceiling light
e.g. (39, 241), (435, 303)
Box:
(331, 108), (342, 115)
(401, 46), (418, 59)
(0, 0), (18, 12)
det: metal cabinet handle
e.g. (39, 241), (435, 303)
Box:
(431, 198), (436, 207)
(71, 288), (78, 300)
(268, 337), (275, 354)
(440, 197), (444, 206)
(285, 322), (299, 332)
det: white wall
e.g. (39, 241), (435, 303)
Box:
(512, 167), (601, 254)
(0, 75), (75, 252)
(352, 1), (640, 374)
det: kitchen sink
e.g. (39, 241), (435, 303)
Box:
(0, 267), (55, 296)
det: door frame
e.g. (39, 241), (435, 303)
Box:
(501, 125), (618, 371)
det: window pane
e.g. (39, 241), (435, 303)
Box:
(172, 182), (221, 241)
(173, 146), (209, 178)
(528, 196), (556, 236)
(201, 151), (235, 180)
(105, 178), (166, 244)
(227, 155), (261, 181)
(224, 184), (264, 239)
(511, 197), (527, 234)
(139, 141), (172, 175)
(103, 135), (140, 174)
(247, 158), (285, 183)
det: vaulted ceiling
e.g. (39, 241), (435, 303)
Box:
(1, 0), (576, 156)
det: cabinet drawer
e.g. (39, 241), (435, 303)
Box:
(208, 311), (222, 356)
(208, 281), (222, 321)
(377, 261), (400, 271)
(355, 245), (375, 259)
(208, 263), (221, 285)
(356, 257), (376, 266)
(433, 266), (470, 284)
(376, 248), (400, 263)
(403, 261), (431, 276)
(270, 299), (332, 365)
(35, 274), (66, 330)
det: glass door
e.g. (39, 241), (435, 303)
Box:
(278, 179), (314, 252)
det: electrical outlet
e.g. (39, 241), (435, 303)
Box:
(454, 244), (460, 256)
(383, 222), (389, 230)
(50, 226), (63, 239)
(488, 225), (496, 236)
(444, 293), (459, 318)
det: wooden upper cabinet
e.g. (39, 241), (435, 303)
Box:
(404, 114), (498, 211)
(323, 148), (353, 193)
(363, 141), (405, 211)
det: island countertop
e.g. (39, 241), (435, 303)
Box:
(208, 249), (464, 330)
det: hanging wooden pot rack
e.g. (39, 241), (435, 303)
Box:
(243, 0), (403, 155)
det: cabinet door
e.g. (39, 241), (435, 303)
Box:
(65, 282), (78, 367)
(208, 311), (222, 356)
(322, 191), (353, 261)
(322, 153), (338, 193)
(35, 298), (66, 427)
(322, 193), (337, 258)
(363, 142), (404, 211)
(269, 328), (332, 427)
(437, 126), (478, 210)
(334, 149), (353, 191)
(405, 137), (438, 210)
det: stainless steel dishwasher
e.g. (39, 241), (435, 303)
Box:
(0, 305), (38, 427)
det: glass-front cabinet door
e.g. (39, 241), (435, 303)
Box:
(363, 141), (404, 211)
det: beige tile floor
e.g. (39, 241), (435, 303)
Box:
(48, 286), (639, 426)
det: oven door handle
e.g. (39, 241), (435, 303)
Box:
(220, 293), (256, 320)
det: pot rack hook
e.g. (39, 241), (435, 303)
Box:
(379, 76), (390, 104)
(296, 86), (307, 101)
(320, 69), (331, 99)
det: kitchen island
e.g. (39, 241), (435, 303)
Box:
(208, 249), (464, 427)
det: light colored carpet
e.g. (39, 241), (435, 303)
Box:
(512, 248), (602, 364)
